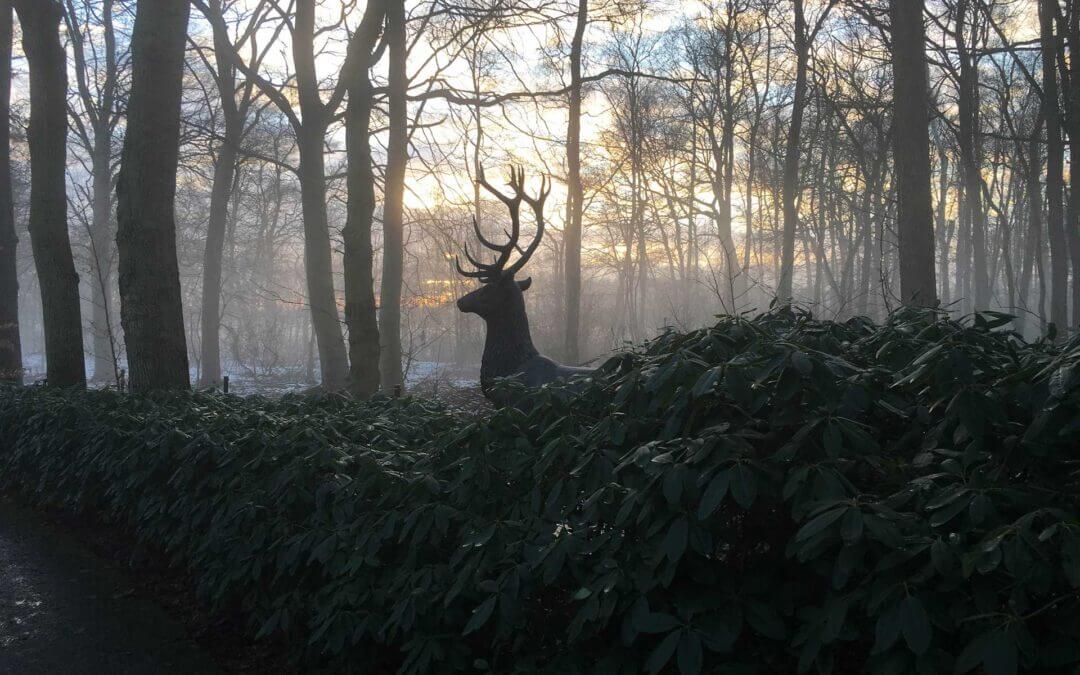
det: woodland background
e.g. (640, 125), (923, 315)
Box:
(0, 0), (1064, 393)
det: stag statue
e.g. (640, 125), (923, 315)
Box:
(456, 167), (594, 404)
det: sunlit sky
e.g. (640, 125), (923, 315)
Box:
(9, 0), (1042, 237)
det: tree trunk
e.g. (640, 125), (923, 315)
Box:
(743, 110), (759, 284)
(297, 129), (349, 390)
(1017, 112), (1045, 337)
(935, 146), (951, 305)
(115, 0), (190, 391)
(198, 133), (236, 389)
(343, 0), (384, 398)
(891, 0), (937, 307)
(955, 0), (988, 312)
(0, 0), (19, 384)
(292, 0), (349, 390)
(1041, 0), (1069, 332)
(379, 0), (407, 391)
(88, 133), (116, 382)
(1063, 0), (1080, 325)
(69, 0), (120, 383)
(14, 0), (85, 387)
(856, 155), (880, 317)
(197, 0), (241, 389)
(563, 0), (587, 363)
(777, 0), (809, 302)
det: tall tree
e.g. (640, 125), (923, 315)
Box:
(1062, 0), (1080, 322)
(379, 0), (408, 391)
(194, 0), (352, 390)
(343, 0), (386, 397)
(1016, 111), (1044, 336)
(115, 0), (191, 391)
(193, 0), (273, 388)
(776, 0), (833, 301)
(290, 0), (350, 390)
(890, 0), (937, 306)
(0, 0), (18, 384)
(13, 0), (85, 387)
(65, 0), (124, 383)
(563, 0), (587, 363)
(1040, 0), (1068, 330)
(685, 1), (747, 312)
(954, 0), (989, 312)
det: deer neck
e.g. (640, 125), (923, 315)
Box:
(480, 303), (539, 384)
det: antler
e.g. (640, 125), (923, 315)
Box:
(507, 171), (549, 276)
(455, 165), (550, 282)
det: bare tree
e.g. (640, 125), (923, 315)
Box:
(563, 0), (588, 363)
(379, 0), (408, 391)
(193, 0), (353, 390)
(192, 0), (276, 388)
(65, 0), (127, 383)
(777, 0), (834, 301)
(343, 0), (386, 397)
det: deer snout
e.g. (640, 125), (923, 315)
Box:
(456, 285), (485, 314)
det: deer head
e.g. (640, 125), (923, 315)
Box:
(455, 166), (550, 320)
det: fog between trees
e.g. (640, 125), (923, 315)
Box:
(0, 0), (1066, 394)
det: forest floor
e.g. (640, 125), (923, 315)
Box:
(0, 498), (280, 674)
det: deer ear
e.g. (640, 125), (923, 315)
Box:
(516, 277), (533, 292)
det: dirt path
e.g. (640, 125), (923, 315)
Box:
(0, 499), (222, 674)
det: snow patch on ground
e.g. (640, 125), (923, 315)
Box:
(19, 354), (479, 397)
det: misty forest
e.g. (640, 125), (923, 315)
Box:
(4, 0), (1080, 673)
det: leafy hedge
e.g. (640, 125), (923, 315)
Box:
(3, 307), (1080, 674)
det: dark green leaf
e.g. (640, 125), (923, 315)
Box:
(840, 507), (864, 545)
(664, 517), (689, 563)
(646, 630), (682, 675)
(981, 631), (1017, 675)
(899, 596), (931, 655)
(744, 601), (785, 640)
(678, 631), (704, 675)
(697, 470), (730, 520)
(463, 596), (496, 635)
(636, 612), (681, 634)
(795, 507), (846, 543)
(730, 464), (757, 509)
